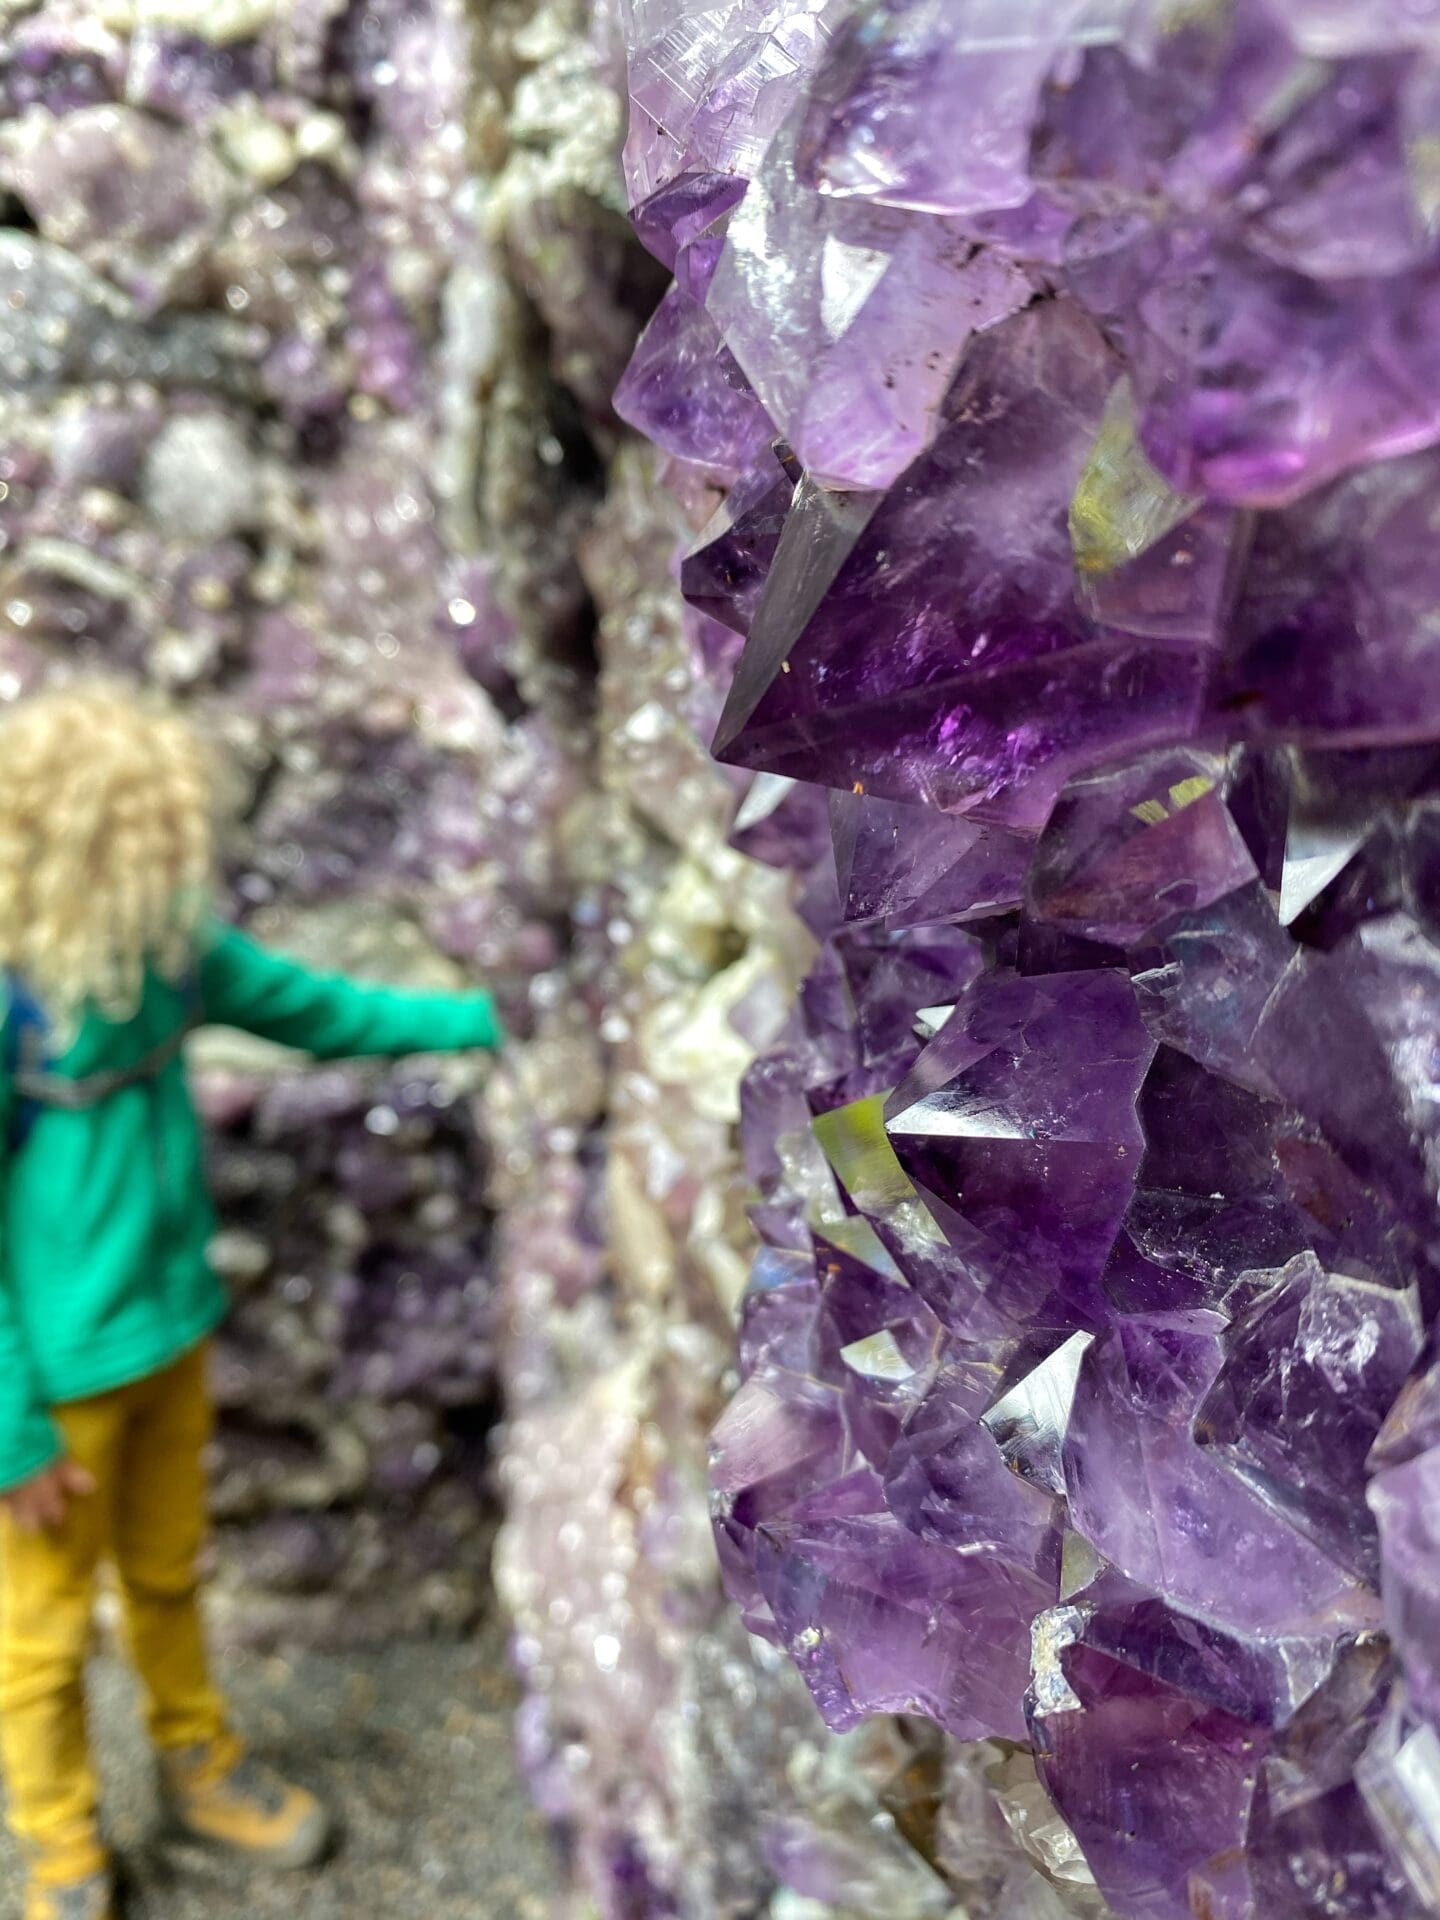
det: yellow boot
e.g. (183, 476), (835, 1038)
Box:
(22, 1873), (115, 1920)
(159, 1733), (331, 1870)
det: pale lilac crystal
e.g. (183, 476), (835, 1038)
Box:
(830, 791), (1031, 928)
(614, 280), (777, 473)
(1244, 1642), (1427, 1918)
(762, 1808), (956, 1915)
(706, 113), (1034, 486)
(1195, 1254), (1423, 1582)
(622, 0), (835, 204)
(1256, 920), (1440, 1228)
(1285, 0), (1440, 54)
(631, 169), (748, 269)
(1357, 1691), (1440, 1912)
(0, 105), (236, 311)
(796, 0), (1115, 216)
(753, 1499), (1053, 1737)
(1375, 1337), (1440, 1471)
(1062, 1320), (1373, 1636)
(1132, 251), (1440, 510)
(885, 1365), (1061, 1575)
(1371, 1450), (1440, 1730)
(1131, 882), (1291, 1098)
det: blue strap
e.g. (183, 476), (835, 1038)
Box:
(2, 970), (199, 1149)
(3, 976), (50, 1151)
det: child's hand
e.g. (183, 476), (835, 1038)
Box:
(2, 1459), (95, 1532)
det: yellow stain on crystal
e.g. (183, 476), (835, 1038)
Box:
(840, 1329), (917, 1383)
(1153, 0), (1231, 32)
(1169, 773), (1214, 809)
(818, 1213), (903, 1278)
(1069, 379), (1202, 577)
(1409, 133), (1440, 230)
(811, 1097), (949, 1256)
(813, 1095), (913, 1213)
(1128, 773), (1215, 828)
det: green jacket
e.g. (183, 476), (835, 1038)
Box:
(0, 920), (503, 1492)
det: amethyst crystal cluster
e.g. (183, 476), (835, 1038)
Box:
(614, 0), (1440, 1913)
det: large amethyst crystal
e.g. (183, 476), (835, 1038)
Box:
(615, 0), (1440, 1913)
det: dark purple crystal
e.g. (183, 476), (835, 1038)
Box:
(615, 0), (1440, 1911)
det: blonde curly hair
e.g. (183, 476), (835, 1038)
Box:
(0, 681), (216, 1033)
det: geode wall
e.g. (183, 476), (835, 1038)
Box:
(608, 2), (1440, 1919)
(0, 0), (617, 1642)
(0, 8), (949, 1911)
(16, 4), (1440, 1920)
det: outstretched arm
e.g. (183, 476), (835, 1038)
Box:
(197, 921), (503, 1060)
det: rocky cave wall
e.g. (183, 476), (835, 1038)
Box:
(0, 4), (958, 1915)
(0, 0), (620, 1641)
(16, 4), (1440, 1920)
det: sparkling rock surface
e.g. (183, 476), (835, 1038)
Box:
(608, 0), (1440, 1913)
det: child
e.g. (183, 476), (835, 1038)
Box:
(0, 682), (505, 1920)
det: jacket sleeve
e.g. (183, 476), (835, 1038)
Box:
(0, 1054), (62, 1494)
(197, 922), (504, 1060)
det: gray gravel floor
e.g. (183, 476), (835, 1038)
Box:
(0, 1615), (556, 1919)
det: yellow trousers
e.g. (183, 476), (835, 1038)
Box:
(0, 1343), (227, 1885)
